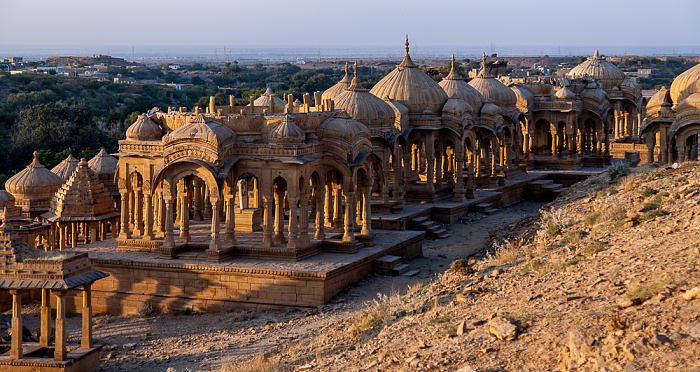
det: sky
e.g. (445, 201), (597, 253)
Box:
(1, 0), (698, 48)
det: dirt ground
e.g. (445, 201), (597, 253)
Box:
(11, 202), (544, 372)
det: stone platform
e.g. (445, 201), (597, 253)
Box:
(69, 229), (424, 315)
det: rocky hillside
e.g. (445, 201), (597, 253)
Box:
(229, 162), (700, 371)
(43, 55), (132, 66)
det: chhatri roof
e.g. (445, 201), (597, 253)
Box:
(5, 152), (64, 199)
(322, 62), (353, 103)
(126, 114), (162, 141)
(88, 148), (118, 181)
(567, 50), (625, 91)
(370, 36), (448, 115)
(252, 87), (287, 107)
(669, 62), (700, 105)
(468, 53), (517, 108)
(164, 115), (236, 149)
(269, 115), (306, 144)
(333, 61), (396, 128)
(646, 86), (669, 112)
(43, 158), (119, 222)
(51, 154), (79, 181)
(438, 54), (485, 112)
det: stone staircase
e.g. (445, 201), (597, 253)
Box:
(408, 216), (451, 239)
(525, 179), (567, 202)
(475, 202), (499, 215)
(373, 255), (420, 276)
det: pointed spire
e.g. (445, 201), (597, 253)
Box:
(593, 50), (600, 59)
(348, 60), (367, 91)
(29, 151), (45, 168)
(478, 52), (491, 77)
(264, 86), (273, 96)
(451, 54), (456, 72)
(398, 35), (416, 68)
(444, 54), (461, 80)
(344, 61), (349, 76)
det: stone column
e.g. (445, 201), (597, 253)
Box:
(204, 187), (213, 219)
(81, 284), (92, 349)
(71, 223), (77, 248)
(435, 151), (442, 188)
(154, 192), (165, 238)
(261, 192), (273, 248)
(54, 291), (67, 361)
(209, 198), (221, 251)
(299, 192), (310, 244)
(273, 188), (285, 244)
(333, 187), (343, 233)
(162, 197), (176, 249)
(224, 192), (236, 245)
(143, 192), (153, 240)
(315, 185), (325, 240)
(324, 183), (333, 227)
(40, 288), (50, 347)
(342, 191), (355, 242)
(453, 155), (465, 202)
(287, 196), (299, 248)
(624, 113), (629, 136)
(58, 222), (66, 250)
(425, 139), (435, 193)
(360, 190), (372, 235)
(193, 179), (203, 221)
(177, 185), (190, 243)
(118, 191), (130, 239)
(134, 187), (144, 236)
(10, 290), (22, 359)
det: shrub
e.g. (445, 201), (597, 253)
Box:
(584, 212), (601, 226)
(606, 163), (631, 183)
(137, 302), (156, 317)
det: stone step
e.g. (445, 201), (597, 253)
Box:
(373, 255), (404, 275)
(389, 263), (411, 276)
(527, 179), (554, 188)
(402, 269), (421, 277)
(411, 216), (430, 224)
(483, 207), (499, 215)
(542, 183), (564, 191)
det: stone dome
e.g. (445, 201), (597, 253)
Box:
(322, 62), (353, 102)
(675, 92), (700, 116)
(51, 154), (79, 181)
(468, 54), (516, 108)
(442, 97), (473, 118)
(5, 152), (64, 199)
(164, 115), (235, 149)
(480, 102), (501, 117)
(555, 86), (576, 100)
(317, 111), (372, 144)
(620, 78), (641, 96)
(669, 62), (700, 105)
(268, 115), (306, 144)
(567, 50), (625, 91)
(511, 85), (534, 112)
(333, 61), (396, 128)
(88, 148), (118, 182)
(580, 82), (608, 103)
(126, 114), (162, 141)
(0, 190), (15, 207)
(252, 87), (287, 107)
(370, 36), (448, 115)
(646, 86), (669, 112)
(438, 55), (485, 112)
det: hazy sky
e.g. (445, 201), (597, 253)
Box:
(1, 0), (698, 47)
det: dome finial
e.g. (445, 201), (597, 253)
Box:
(593, 50), (600, 59)
(344, 61), (349, 76)
(451, 54), (456, 69)
(405, 34), (409, 55)
(353, 60), (358, 78)
(33, 151), (38, 160)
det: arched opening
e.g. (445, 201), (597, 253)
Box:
(533, 119), (553, 155)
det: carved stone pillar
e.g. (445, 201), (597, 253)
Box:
(333, 187), (343, 233)
(360, 190), (372, 236)
(193, 179), (203, 221)
(10, 290), (22, 360)
(342, 191), (355, 242)
(177, 186), (190, 243)
(162, 196), (176, 249)
(224, 192), (236, 245)
(425, 140), (435, 193)
(273, 188), (285, 244)
(134, 187), (144, 236)
(208, 198), (221, 251)
(453, 155), (466, 202)
(261, 193), (273, 248)
(434, 151), (442, 188)
(54, 291), (67, 361)
(40, 288), (50, 347)
(81, 284), (92, 349)
(143, 192), (153, 240)
(299, 192), (310, 244)
(287, 196), (299, 248)
(118, 191), (130, 239)
(324, 183), (333, 227)
(315, 185), (325, 240)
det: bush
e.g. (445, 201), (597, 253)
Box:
(605, 163), (631, 183)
